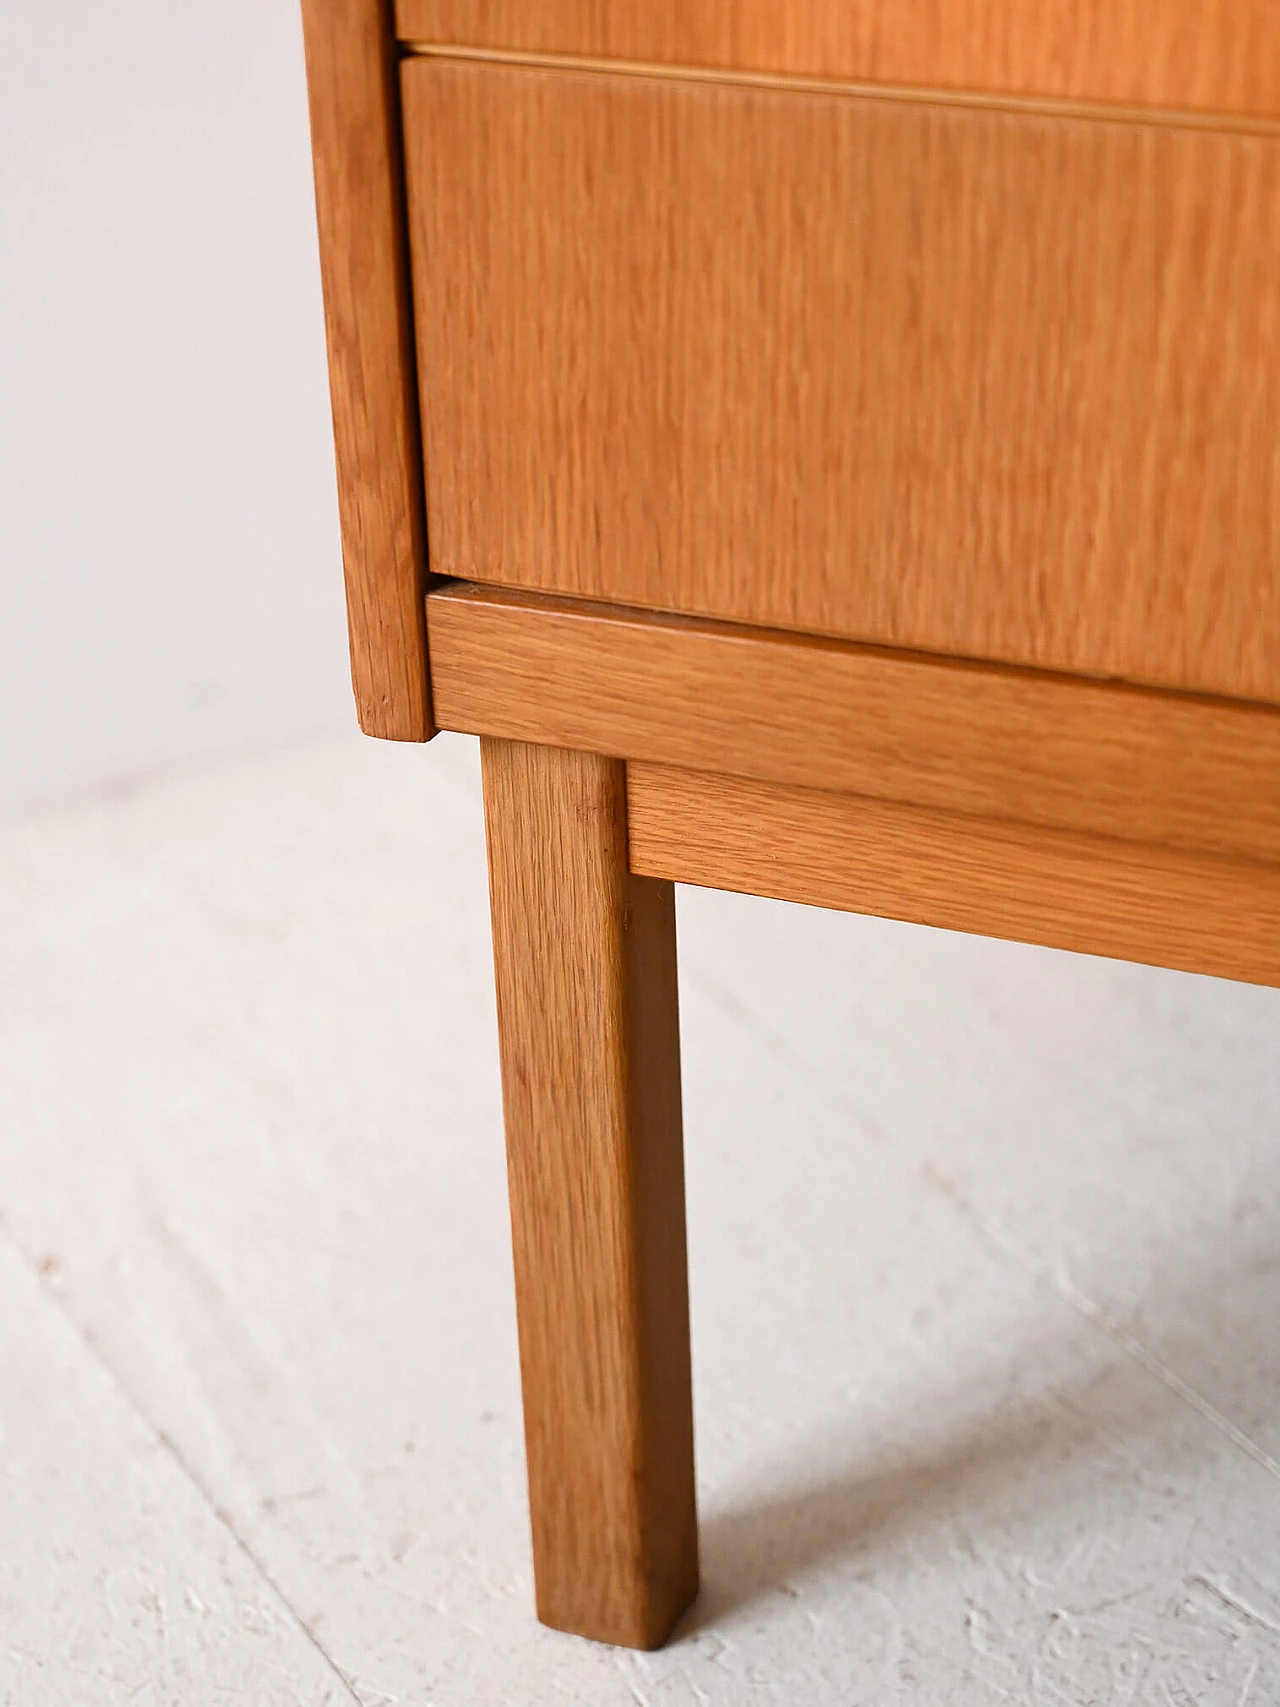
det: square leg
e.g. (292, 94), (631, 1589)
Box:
(480, 737), (699, 1649)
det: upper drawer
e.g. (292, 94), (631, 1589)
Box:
(401, 58), (1280, 703)
(395, 2), (1280, 122)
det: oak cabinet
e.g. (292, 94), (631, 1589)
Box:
(301, 0), (1280, 1649)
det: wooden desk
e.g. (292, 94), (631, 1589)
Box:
(300, 0), (1280, 1648)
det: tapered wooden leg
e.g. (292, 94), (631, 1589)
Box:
(480, 738), (699, 1649)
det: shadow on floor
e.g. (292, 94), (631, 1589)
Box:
(678, 1220), (1280, 1637)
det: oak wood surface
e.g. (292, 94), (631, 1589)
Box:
(481, 739), (697, 1649)
(429, 583), (1280, 868)
(299, 0), (432, 740)
(402, 60), (1280, 705)
(627, 765), (1280, 989)
(394, 1), (1280, 121)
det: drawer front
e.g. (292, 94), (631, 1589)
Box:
(402, 59), (1280, 703)
(395, 1), (1280, 122)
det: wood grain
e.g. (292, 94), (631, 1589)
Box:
(299, 0), (432, 740)
(394, 0), (1280, 121)
(429, 583), (1280, 867)
(480, 739), (697, 1649)
(402, 60), (1280, 704)
(628, 764), (1280, 989)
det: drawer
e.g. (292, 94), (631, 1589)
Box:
(395, 0), (1280, 121)
(401, 57), (1280, 703)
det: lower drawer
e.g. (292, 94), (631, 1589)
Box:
(402, 57), (1280, 703)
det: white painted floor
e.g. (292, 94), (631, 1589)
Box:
(2, 733), (1279, 1705)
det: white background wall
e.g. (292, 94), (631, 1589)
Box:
(0, 0), (355, 818)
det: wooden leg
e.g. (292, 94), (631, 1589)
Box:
(480, 738), (699, 1649)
